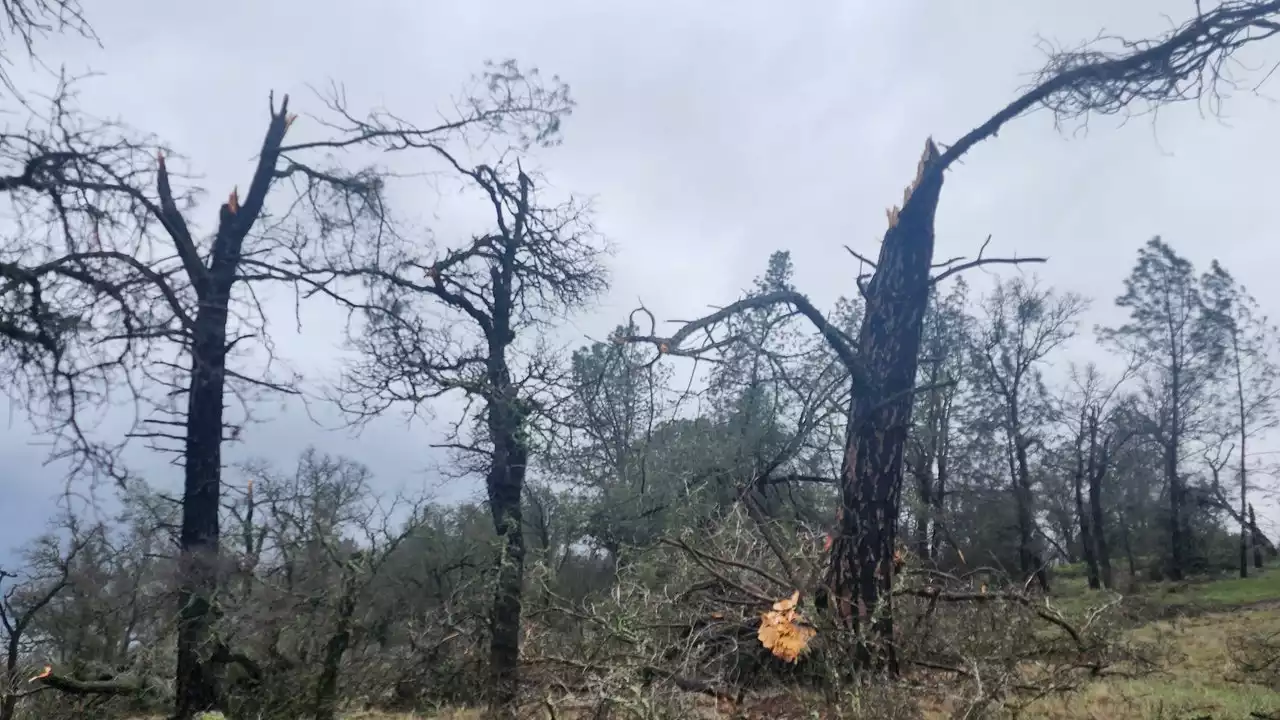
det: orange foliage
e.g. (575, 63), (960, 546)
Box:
(757, 591), (816, 663)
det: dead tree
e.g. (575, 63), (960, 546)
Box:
(3, 63), (571, 718)
(623, 0), (1280, 669)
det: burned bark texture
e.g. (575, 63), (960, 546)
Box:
(824, 140), (943, 671)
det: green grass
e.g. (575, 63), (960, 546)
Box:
(1174, 568), (1280, 606)
(1048, 565), (1280, 617)
(1025, 604), (1280, 719)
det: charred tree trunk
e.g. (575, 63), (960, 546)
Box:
(174, 302), (230, 719)
(171, 99), (293, 720)
(825, 140), (943, 672)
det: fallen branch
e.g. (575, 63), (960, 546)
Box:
(28, 665), (166, 697)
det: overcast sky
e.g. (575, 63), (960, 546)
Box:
(6, 0), (1280, 556)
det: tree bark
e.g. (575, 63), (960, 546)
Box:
(485, 177), (531, 717)
(169, 99), (292, 720)
(485, 382), (529, 715)
(824, 139), (942, 672)
(174, 302), (229, 720)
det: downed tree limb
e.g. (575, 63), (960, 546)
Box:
(27, 665), (167, 697)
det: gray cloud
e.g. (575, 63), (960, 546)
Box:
(6, 0), (1280, 555)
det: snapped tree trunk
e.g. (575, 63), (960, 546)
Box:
(170, 99), (292, 720)
(824, 139), (943, 672)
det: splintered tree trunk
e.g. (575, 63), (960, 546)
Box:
(486, 372), (529, 716)
(825, 140), (943, 671)
(175, 302), (230, 719)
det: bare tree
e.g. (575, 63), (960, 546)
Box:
(2, 62), (577, 718)
(971, 276), (1086, 591)
(0, 0), (95, 98)
(0, 510), (96, 720)
(294, 75), (606, 714)
(1059, 363), (1137, 590)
